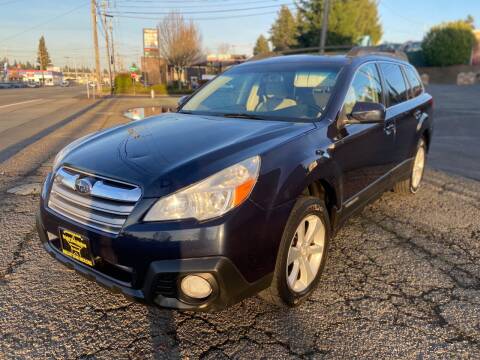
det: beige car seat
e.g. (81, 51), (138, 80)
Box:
(256, 78), (297, 112)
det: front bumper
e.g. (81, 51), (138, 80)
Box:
(36, 211), (272, 311)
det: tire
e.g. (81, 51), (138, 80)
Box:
(260, 196), (330, 307)
(394, 137), (427, 194)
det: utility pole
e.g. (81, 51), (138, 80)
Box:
(101, 0), (113, 94)
(319, 0), (330, 54)
(109, 19), (116, 78)
(90, 0), (102, 94)
(74, 59), (78, 82)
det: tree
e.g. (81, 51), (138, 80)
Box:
(296, 0), (382, 48)
(217, 43), (232, 54)
(37, 35), (51, 70)
(157, 12), (203, 89)
(270, 6), (298, 51)
(253, 35), (270, 56)
(466, 15), (475, 28)
(422, 18), (476, 66)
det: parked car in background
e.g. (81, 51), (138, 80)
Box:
(0, 82), (26, 88)
(37, 53), (433, 311)
(11, 82), (27, 88)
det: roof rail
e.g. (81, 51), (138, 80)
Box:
(347, 46), (409, 62)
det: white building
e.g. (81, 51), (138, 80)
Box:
(13, 69), (64, 86)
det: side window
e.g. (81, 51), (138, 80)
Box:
(379, 63), (409, 106)
(343, 63), (383, 114)
(404, 65), (423, 98)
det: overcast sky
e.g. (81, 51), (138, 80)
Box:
(0, 0), (478, 68)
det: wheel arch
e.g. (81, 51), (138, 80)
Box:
(302, 178), (339, 225)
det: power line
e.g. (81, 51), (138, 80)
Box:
(115, 0), (274, 3)
(102, 7), (295, 21)
(106, 2), (293, 15)
(112, 0), (291, 9)
(0, 2), (89, 42)
(0, 0), (24, 5)
(379, 0), (424, 27)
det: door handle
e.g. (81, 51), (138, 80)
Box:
(384, 121), (395, 136)
(413, 110), (422, 120)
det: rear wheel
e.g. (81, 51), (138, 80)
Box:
(260, 196), (330, 307)
(394, 138), (426, 194)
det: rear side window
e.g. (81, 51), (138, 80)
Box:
(404, 66), (423, 98)
(379, 63), (408, 106)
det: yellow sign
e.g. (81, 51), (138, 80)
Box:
(61, 230), (93, 266)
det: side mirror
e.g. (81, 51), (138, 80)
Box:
(345, 102), (386, 125)
(177, 95), (189, 107)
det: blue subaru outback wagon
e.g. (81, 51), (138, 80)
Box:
(37, 53), (433, 311)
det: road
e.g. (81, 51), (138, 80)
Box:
(0, 86), (479, 359)
(0, 86), (94, 163)
(427, 85), (480, 181)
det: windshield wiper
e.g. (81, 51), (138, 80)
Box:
(221, 113), (267, 120)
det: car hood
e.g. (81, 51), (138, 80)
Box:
(60, 112), (314, 197)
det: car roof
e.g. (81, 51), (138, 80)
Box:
(239, 53), (410, 68)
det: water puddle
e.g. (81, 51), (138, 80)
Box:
(123, 106), (175, 121)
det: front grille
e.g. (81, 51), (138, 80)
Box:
(48, 166), (141, 234)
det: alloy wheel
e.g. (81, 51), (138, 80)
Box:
(412, 144), (425, 189)
(286, 214), (325, 293)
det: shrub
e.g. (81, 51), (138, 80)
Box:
(167, 85), (194, 95)
(113, 74), (183, 95)
(114, 73), (132, 93)
(151, 83), (168, 95)
(422, 20), (476, 66)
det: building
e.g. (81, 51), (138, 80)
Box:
(141, 56), (167, 85)
(8, 69), (64, 86)
(203, 54), (248, 74)
(166, 54), (248, 87)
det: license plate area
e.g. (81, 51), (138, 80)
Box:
(59, 228), (94, 267)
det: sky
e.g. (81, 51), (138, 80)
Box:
(0, 0), (478, 69)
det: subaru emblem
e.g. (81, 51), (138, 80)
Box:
(75, 178), (93, 195)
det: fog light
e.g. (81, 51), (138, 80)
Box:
(180, 275), (212, 299)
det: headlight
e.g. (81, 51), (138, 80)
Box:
(144, 156), (261, 222)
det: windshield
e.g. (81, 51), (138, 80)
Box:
(181, 64), (341, 121)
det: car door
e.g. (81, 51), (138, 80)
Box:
(378, 62), (413, 167)
(398, 65), (428, 160)
(332, 62), (396, 208)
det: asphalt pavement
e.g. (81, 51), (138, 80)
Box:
(427, 84), (480, 181)
(0, 86), (479, 359)
(0, 86), (94, 163)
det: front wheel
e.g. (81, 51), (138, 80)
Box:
(394, 138), (427, 194)
(260, 196), (330, 307)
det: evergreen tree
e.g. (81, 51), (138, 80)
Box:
(296, 0), (382, 48)
(253, 35), (270, 55)
(37, 35), (52, 70)
(270, 6), (298, 51)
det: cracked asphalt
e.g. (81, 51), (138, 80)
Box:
(1, 88), (480, 359)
